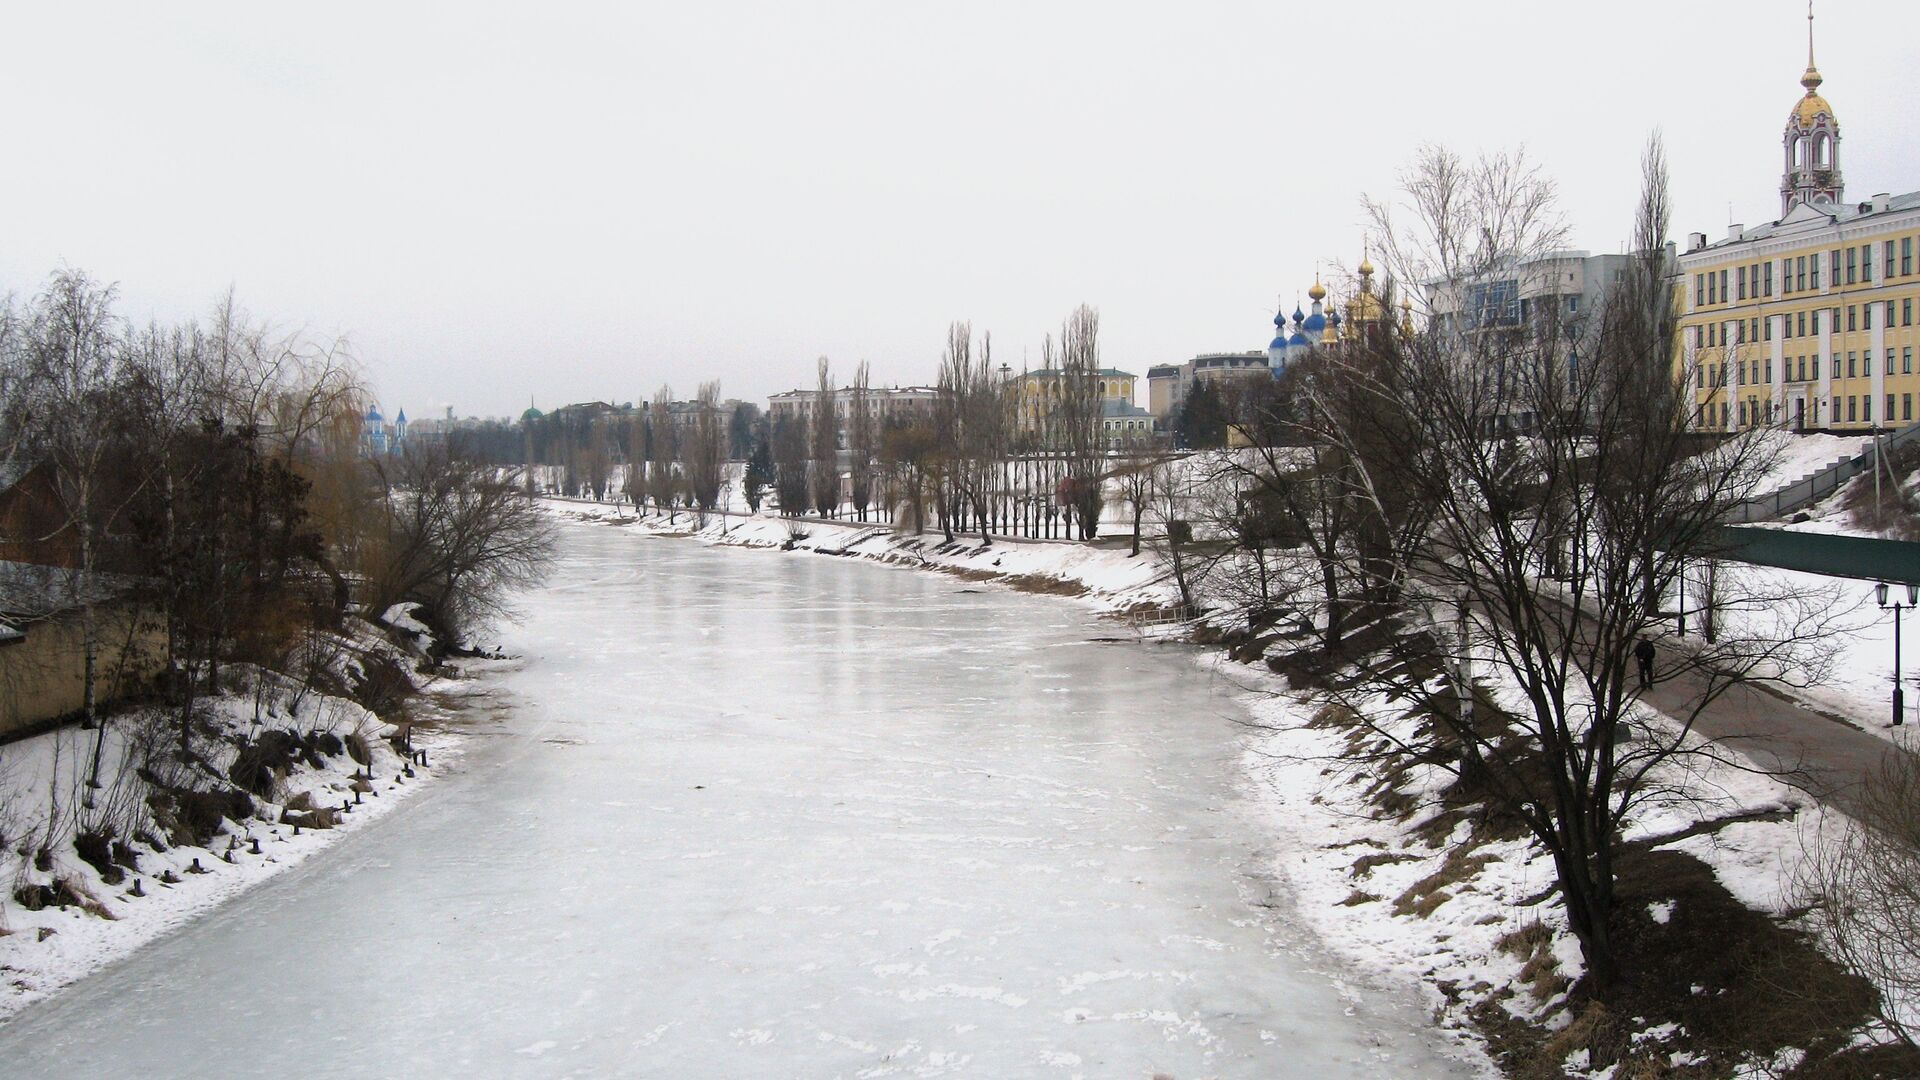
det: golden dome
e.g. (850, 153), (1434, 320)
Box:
(1308, 277), (1327, 302)
(1791, 8), (1834, 128)
(1345, 287), (1386, 325)
(1358, 254), (1375, 278)
(1792, 87), (1834, 127)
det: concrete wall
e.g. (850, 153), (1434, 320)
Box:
(0, 603), (168, 740)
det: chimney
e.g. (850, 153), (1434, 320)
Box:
(1872, 192), (1891, 213)
(1687, 231), (1707, 252)
(1727, 224), (1744, 242)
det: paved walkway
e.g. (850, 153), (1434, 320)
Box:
(1640, 667), (1902, 815)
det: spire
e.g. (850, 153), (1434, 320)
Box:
(1802, 1), (1822, 91)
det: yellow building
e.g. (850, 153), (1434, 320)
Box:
(1013, 367), (1138, 430)
(1679, 12), (1920, 433)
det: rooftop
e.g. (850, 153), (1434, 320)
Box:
(1689, 191), (1920, 256)
(0, 560), (144, 619)
(1022, 367), (1137, 379)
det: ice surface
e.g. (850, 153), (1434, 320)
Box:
(0, 521), (1474, 1078)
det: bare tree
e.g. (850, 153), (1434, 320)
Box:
(879, 415), (941, 537)
(1145, 457), (1214, 614)
(12, 270), (131, 748)
(623, 411), (649, 511)
(1044, 305), (1105, 540)
(938, 322), (1008, 544)
(1203, 400), (1368, 651)
(1797, 743), (1920, 1050)
(1292, 137), (1836, 995)
(0, 294), (31, 476)
(809, 357), (838, 517)
(771, 412), (809, 518)
(1110, 436), (1165, 557)
(847, 362), (877, 522)
(581, 415), (613, 501)
(199, 289), (359, 470)
(364, 442), (555, 643)
(687, 380), (728, 520)
(646, 385), (676, 520)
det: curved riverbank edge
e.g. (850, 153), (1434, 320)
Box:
(573, 500), (1905, 1076)
(0, 637), (501, 1023)
(553, 500), (1504, 1075)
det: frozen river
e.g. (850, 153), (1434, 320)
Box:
(0, 520), (1472, 1078)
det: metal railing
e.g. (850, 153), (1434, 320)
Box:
(1728, 423), (1920, 523)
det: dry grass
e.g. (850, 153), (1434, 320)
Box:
(1348, 851), (1418, 879)
(1496, 921), (1567, 1003)
(1282, 617), (1920, 1077)
(930, 565), (1090, 598)
(1391, 851), (1493, 919)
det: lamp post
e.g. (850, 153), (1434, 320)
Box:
(1877, 581), (1919, 726)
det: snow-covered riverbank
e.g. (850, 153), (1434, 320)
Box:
(545, 499), (1179, 614)
(0, 517), (1482, 1078)
(569, 500), (1913, 1075)
(0, 620), (482, 1021)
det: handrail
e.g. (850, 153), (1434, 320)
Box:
(1729, 423), (1920, 523)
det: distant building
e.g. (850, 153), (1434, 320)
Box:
(1150, 254), (1410, 426)
(1145, 363), (1184, 418)
(1677, 9), (1920, 433)
(1012, 367), (1137, 437)
(361, 404), (410, 456)
(767, 385), (939, 449)
(1424, 248), (1633, 434)
(1424, 250), (1628, 337)
(1100, 397), (1155, 446)
(1147, 354), (1266, 420)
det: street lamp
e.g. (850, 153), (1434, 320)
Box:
(1876, 581), (1919, 726)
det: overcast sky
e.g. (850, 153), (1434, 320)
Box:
(5, 2), (1917, 418)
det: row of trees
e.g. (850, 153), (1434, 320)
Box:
(597, 305), (1132, 545)
(0, 269), (553, 765)
(743, 306), (1122, 544)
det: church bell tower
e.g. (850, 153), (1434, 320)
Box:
(1781, 4), (1843, 216)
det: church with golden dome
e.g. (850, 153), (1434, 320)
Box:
(1781, 11), (1842, 216)
(1265, 254), (1409, 374)
(1146, 249), (1410, 427)
(1677, 5), (1920, 435)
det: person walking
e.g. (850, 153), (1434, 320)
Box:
(1634, 636), (1656, 689)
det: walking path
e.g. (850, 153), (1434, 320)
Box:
(1642, 667), (1900, 815)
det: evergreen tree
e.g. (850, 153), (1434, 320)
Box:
(743, 425), (773, 512)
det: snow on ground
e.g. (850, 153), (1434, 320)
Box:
(0, 619), (478, 1021)
(1219, 633), (1871, 1075)
(1686, 559), (1907, 738)
(554, 494), (1913, 1072)
(548, 498), (1180, 614)
(0, 518), (1484, 1078)
(1742, 429), (1875, 496)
